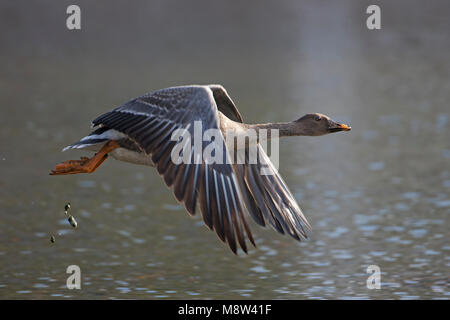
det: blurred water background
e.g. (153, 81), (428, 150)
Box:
(0, 0), (448, 299)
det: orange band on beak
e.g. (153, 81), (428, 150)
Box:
(339, 124), (351, 131)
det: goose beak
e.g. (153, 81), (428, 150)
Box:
(328, 122), (351, 133)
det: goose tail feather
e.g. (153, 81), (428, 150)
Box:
(62, 127), (126, 152)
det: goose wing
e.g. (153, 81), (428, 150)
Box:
(211, 85), (311, 241)
(207, 84), (243, 123)
(234, 146), (311, 241)
(92, 85), (311, 253)
(92, 85), (254, 253)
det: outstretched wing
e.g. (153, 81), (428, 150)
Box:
(92, 85), (311, 253)
(92, 85), (254, 253)
(211, 85), (311, 241)
(235, 146), (311, 241)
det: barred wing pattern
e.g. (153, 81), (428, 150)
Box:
(92, 85), (310, 253)
(234, 146), (311, 241)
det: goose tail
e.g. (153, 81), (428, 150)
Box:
(62, 127), (126, 152)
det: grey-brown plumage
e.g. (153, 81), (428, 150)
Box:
(61, 84), (351, 254)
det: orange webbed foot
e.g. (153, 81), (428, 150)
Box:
(50, 156), (101, 175)
(50, 140), (119, 176)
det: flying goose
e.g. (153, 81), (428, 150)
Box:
(50, 85), (351, 254)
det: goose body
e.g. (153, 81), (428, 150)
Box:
(52, 84), (351, 254)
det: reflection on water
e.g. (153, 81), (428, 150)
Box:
(0, 1), (449, 299)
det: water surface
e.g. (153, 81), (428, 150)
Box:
(0, 0), (448, 299)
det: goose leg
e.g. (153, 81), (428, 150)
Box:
(50, 140), (119, 175)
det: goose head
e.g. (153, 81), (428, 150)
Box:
(293, 113), (351, 136)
